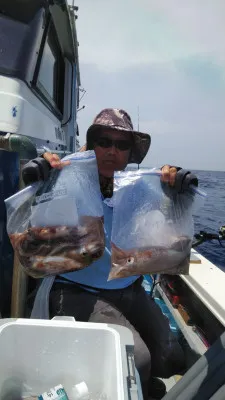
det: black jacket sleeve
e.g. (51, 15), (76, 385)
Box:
(160, 166), (199, 222)
(174, 169), (198, 193)
(160, 165), (198, 193)
(22, 157), (52, 186)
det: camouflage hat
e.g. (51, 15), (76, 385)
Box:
(86, 108), (151, 164)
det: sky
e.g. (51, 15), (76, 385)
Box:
(71, 0), (225, 171)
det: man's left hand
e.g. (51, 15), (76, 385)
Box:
(161, 165), (177, 187)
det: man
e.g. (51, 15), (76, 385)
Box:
(23, 108), (196, 399)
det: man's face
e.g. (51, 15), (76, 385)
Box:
(93, 130), (132, 177)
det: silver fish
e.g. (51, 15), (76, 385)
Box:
(109, 236), (192, 280)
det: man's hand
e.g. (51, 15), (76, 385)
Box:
(43, 152), (70, 169)
(161, 165), (177, 187)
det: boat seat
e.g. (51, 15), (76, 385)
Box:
(162, 331), (225, 400)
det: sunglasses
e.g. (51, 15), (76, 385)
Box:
(94, 137), (132, 151)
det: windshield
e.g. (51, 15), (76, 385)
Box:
(0, 1), (44, 78)
(0, 14), (29, 76)
(0, 0), (43, 23)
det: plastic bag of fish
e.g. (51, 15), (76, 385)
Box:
(5, 151), (105, 278)
(109, 169), (206, 280)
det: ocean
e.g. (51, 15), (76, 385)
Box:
(192, 170), (225, 271)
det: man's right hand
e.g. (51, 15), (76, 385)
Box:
(42, 152), (70, 169)
(22, 152), (70, 186)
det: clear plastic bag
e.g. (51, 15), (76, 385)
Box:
(109, 169), (206, 280)
(5, 151), (105, 278)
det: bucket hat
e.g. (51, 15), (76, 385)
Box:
(86, 108), (151, 164)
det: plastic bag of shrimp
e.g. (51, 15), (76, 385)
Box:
(5, 151), (105, 278)
(108, 168), (206, 280)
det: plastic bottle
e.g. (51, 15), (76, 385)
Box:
(68, 382), (90, 400)
(38, 384), (69, 400)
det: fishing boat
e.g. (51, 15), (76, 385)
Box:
(0, 1), (225, 399)
(0, 0), (81, 318)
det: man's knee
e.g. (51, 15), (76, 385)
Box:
(92, 301), (152, 382)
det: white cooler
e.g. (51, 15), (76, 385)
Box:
(0, 317), (143, 400)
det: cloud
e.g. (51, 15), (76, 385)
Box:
(142, 0), (225, 62)
(77, 62), (225, 171)
(73, 0), (225, 171)
(75, 0), (225, 70)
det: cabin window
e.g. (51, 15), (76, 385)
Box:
(0, 2), (46, 81)
(35, 20), (65, 116)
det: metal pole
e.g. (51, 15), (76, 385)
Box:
(137, 106), (140, 170)
(11, 161), (28, 318)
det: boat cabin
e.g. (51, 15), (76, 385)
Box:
(0, 0), (81, 318)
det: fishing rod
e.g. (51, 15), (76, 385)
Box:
(192, 225), (225, 248)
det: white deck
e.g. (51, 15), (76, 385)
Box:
(156, 248), (225, 355)
(181, 249), (225, 327)
(157, 249), (225, 396)
(156, 249), (225, 391)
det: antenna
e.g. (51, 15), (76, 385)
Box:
(137, 106), (140, 170)
(137, 105), (139, 131)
